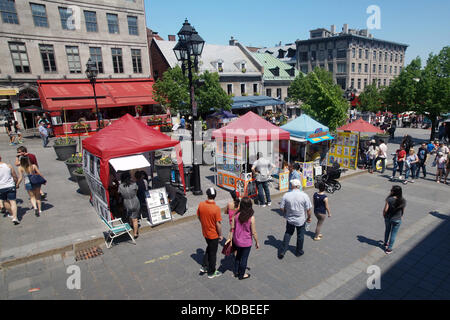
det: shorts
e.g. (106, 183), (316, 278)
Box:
(0, 186), (17, 201)
(25, 183), (35, 191)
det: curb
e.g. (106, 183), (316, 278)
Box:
(0, 167), (369, 270)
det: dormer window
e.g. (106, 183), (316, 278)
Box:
(241, 62), (246, 73)
(286, 67), (295, 77)
(269, 67), (280, 77)
(217, 59), (223, 72)
(278, 49), (286, 59)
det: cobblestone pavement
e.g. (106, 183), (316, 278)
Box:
(1, 152), (448, 300)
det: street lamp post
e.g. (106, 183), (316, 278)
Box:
(173, 19), (205, 196)
(85, 58), (100, 131)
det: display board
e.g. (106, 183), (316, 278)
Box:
(235, 172), (257, 199)
(301, 162), (315, 188)
(83, 150), (111, 221)
(328, 131), (359, 169)
(279, 171), (289, 192)
(216, 139), (247, 189)
(145, 187), (172, 226)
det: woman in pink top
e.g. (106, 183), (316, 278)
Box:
(225, 190), (240, 226)
(227, 197), (260, 280)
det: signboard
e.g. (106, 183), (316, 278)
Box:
(145, 188), (172, 226)
(279, 171), (289, 192)
(216, 139), (247, 189)
(328, 131), (359, 169)
(83, 150), (111, 221)
(301, 162), (315, 188)
(236, 173), (257, 199)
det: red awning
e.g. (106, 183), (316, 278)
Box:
(337, 118), (384, 134)
(38, 78), (156, 111)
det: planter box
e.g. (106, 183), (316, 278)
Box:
(155, 163), (172, 184)
(71, 127), (90, 134)
(65, 161), (82, 181)
(73, 172), (90, 195)
(53, 143), (77, 161)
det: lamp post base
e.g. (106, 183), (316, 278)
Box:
(193, 190), (203, 196)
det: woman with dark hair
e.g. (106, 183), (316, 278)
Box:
(118, 171), (140, 238)
(227, 197), (260, 280)
(17, 156), (45, 217)
(224, 190), (240, 227)
(313, 182), (331, 241)
(383, 185), (406, 254)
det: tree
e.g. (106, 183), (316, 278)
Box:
(357, 83), (384, 112)
(153, 66), (232, 116)
(287, 67), (349, 131)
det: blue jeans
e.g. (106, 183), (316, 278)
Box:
(256, 181), (271, 205)
(384, 218), (402, 250)
(281, 221), (305, 255)
(41, 135), (48, 147)
(416, 161), (427, 178)
(234, 245), (251, 278)
(392, 160), (404, 177)
(405, 163), (417, 179)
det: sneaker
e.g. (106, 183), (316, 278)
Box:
(35, 209), (40, 217)
(409, 180), (414, 183)
(207, 270), (222, 279)
(295, 250), (304, 257)
(267, 202), (272, 206)
(12, 218), (19, 225)
(389, 176), (394, 181)
(199, 266), (207, 274)
(403, 180), (408, 185)
(399, 175), (403, 180)
(261, 204), (267, 208)
(385, 248), (393, 255)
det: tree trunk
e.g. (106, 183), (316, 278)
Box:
(430, 115), (438, 141)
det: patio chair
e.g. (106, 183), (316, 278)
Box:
(100, 215), (136, 248)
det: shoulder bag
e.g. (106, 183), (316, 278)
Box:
(28, 173), (47, 185)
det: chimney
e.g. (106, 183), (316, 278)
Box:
(343, 24), (348, 34)
(229, 36), (236, 46)
(168, 35), (176, 41)
(330, 25), (336, 34)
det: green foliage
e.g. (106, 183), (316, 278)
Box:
(286, 67), (348, 130)
(66, 153), (82, 163)
(153, 66), (190, 113)
(358, 83), (384, 112)
(54, 137), (77, 145)
(196, 71), (233, 116)
(74, 167), (84, 174)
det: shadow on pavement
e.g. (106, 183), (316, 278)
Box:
(356, 235), (384, 250)
(429, 211), (448, 220)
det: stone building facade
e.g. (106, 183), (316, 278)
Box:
(0, 0), (150, 127)
(296, 24), (408, 93)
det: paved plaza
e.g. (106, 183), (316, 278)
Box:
(0, 128), (449, 300)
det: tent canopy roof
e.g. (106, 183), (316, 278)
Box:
(337, 118), (384, 134)
(207, 110), (237, 119)
(82, 113), (179, 160)
(212, 111), (290, 142)
(281, 114), (329, 139)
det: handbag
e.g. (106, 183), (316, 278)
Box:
(28, 174), (47, 185)
(222, 239), (236, 256)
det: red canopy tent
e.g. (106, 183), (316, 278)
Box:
(338, 118), (384, 134)
(82, 114), (186, 205)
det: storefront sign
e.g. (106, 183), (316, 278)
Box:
(279, 171), (289, 192)
(328, 131), (359, 169)
(308, 129), (327, 139)
(301, 162), (315, 188)
(0, 88), (19, 96)
(146, 188), (172, 226)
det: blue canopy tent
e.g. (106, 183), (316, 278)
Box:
(231, 96), (285, 110)
(281, 114), (334, 164)
(206, 110), (237, 129)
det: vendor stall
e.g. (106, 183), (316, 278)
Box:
(334, 118), (384, 169)
(281, 114), (334, 180)
(212, 111), (290, 198)
(82, 114), (186, 226)
(206, 110), (237, 129)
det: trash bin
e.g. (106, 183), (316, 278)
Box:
(171, 165), (193, 191)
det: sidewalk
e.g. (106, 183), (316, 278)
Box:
(0, 127), (421, 268)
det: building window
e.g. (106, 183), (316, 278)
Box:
(318, 50), (325, 61)
(227, 84), (232, 95)
(39, 44), (56, 73)
(358, 63), (362, 73)
(390, 66), (392, 74)
(131, 49), (142, 73)
(379, 51), (382, 61)
(378, 79), (381, 87)
(112, 48), (123, 73)
(364, 79), (367, 88)
(276, 88), (282, 99)
(9, 42), (30, 73)
(328, 63), (333, 73)
(337, 63), (346, 74)
(352, 48), (355, 58)
(359, 49), (362, 59)
(395, 54), (398, 62)
(351, 63), (355, 72)
(357, 79), (361, 89)
(351, 78), (354, 88)
(311, 51), (316, 61)
(299, 52), (308, 62)
(300, 65), (308, 74)
(373, 51), (376, 59)
(84, 11), (98, 32)
(390, 53), (393, 62)
(364, 64), (368, 73)
(400, 54), (403, 63)
(373, 64), (376, 73)
(385, 52), (388, 62)
(266, 88), (271, 97)
(127, 16), (138, 35)
(66, 46), (81, 73)
(336, 78), (346, 90)
(327, 49), (333, 60)
(384, 65), (387, 73)
(394, 66), (397, 74)
(253, 84), (258, 94)
(217, 61), (223, 72)
(378, 64), (382, 73)
(399, 66), (402, 73)
(89, 47), (103, 73)
(0, 0), (19, 24)
(240, 84), (246, 95)
(59, 7), (74, 30)
(383, 79), (386, 86)
(30, 3), (48, 27)
(107, 13), (119, 34)
(365, 49), (369, 59)
(336, 49), (346, 59)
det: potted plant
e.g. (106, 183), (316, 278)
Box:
(71, 122), (90, 133)
(73, 167), (91, 195)
(53, 137), (77, 161)
(155, 155), (173, 184)
(65, 153), (82, 181)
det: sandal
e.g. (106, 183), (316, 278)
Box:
(313, 237), (321, 241)
(239, 274), (251, 280)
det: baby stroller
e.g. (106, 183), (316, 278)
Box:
(316, 162), (344, 194)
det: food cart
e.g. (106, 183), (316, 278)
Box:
(212, 111), (290, 198)
(82, 114), (186, 226)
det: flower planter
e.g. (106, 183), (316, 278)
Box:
(65, 160), (82, 181)
(155, 163), (173, 184)
(53, 143), (78, 161)
(71, 127), (90, 134)
(73, 171), (91, 195)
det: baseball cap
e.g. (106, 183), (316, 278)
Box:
(206, 187), (217, 199)
(290, 179), (301, 187)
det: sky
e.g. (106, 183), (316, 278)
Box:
(145, 0), (450, 65)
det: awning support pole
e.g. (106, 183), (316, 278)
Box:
(288, 140), (291, 163)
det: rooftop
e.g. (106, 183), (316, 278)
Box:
(252, 53), (299, 81)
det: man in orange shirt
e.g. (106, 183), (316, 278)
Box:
(197, 187), (223, 279)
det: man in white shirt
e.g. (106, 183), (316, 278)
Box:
(376, 139), (388, 174)
(252, 152), (275, 207)
(278, 179), (312, 259)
